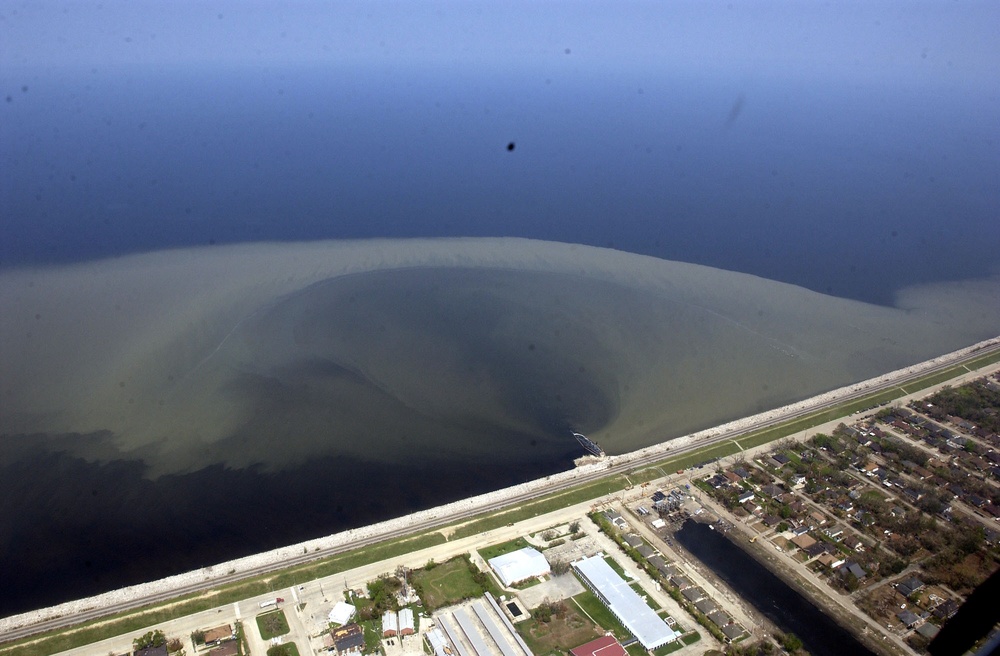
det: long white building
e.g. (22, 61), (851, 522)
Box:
(572, 555), (681, 650)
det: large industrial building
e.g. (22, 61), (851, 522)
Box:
(572, 555), (681, 650)
(487, 547), (550, 587)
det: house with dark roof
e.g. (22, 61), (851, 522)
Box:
(708, 611), (730, 628)
(896, 577), (925, 597)
(134, 647), (167, 656)
(932, 600), (959, 620)
(209, 643), (238, 656)
(761, 484), (784, 498)
(694, 599), (717, 614)
(332, 624), (365, 654)
(840, 562), (867, 580)
(916, 623), (940, 640)
(721, 624), (745, 641)
(897, 610), (921, 629)
(682, 587), (703, 602)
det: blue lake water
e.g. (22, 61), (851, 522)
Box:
(3, 65), (998, 305)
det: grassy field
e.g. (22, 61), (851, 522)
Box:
(900, 366), (973, 394)
(571, 591), (630, 641)
(962, 349), (1000, 370)
(256, 610), (290, 639)
(478, 536), (530, 561)
(360, 620), (382, 651)
(266, 642), (300, 656)
(517, 604), (602, 656)
(409, 558), (484, 611)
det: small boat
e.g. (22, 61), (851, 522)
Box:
(572, 431), (605, 457)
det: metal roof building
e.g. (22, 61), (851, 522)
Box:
(329, 602), (357, 626)
(399, 608), (416, 635)
(488, 548), (550, 587)
(382, 611), (398, 636)
(426, 629), (451, 656)
(573, 555), (681, 650)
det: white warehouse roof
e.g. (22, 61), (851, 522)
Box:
(573, 555), (680, 650)
(329, 601), (357, 626)
(488, 547), (551, 587)
(399, 608), (415, 632)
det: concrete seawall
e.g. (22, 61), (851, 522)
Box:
(2, 335), (998, 633)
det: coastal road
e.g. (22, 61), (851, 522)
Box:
(3, 339), (999, 646)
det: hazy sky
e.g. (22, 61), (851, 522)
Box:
(3, 1), (998, 87)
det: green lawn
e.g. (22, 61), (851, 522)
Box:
(603, 556), (628, 579)
(256, 610), (290, 639)
(266, 643), (299, 656)
(478, 536), (531, 561)
(360, 620), (382, 650)
(410, 558), (485, 611)
(963, 349), (1000, 370)
(571, 591), (630, 641)
(900, 367), (974, 394)
(651, 641), (683, 656)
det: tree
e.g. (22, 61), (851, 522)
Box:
(569, 521), (580, 534)
(780, 632), (803, 652)
(133, 630), (167, 651)
(191, 630), (205, 645)
(532, 604), (553, 623)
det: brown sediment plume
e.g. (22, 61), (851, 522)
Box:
(0, 237), (998, 474)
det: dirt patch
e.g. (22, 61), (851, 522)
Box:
(519, 606), (601, 656)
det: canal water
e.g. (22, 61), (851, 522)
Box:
(674, 521), (876, 656)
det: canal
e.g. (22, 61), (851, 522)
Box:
(674, 521), (876, 656)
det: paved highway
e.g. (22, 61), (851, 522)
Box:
(2, 340), (998, 647)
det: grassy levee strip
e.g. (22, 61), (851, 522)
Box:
(731, 386), (914, 453)
(449, 477), (629, 540)
(451, 442), (745, 541)
(961, 348), (1000, 371)
(0, 532), (445, 656)
(900, 366), (974, 394)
